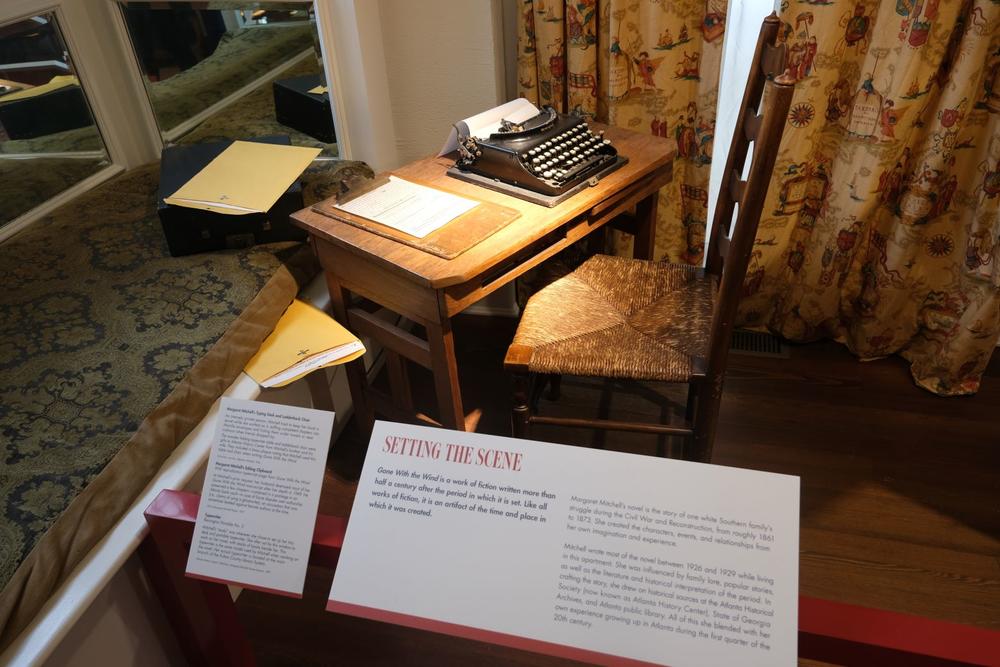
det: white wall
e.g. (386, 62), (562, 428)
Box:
(501, 0), (518, 100)
(377, 0), (505, 165)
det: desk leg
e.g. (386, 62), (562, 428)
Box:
(305, 371), (335, 412)
(426, 315), (466, 430)
(386, 351), (414, 413)
(324, 272), (375, 435)
(633, 191), (659, 260)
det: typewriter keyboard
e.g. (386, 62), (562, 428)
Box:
(520, 122), (614, 186)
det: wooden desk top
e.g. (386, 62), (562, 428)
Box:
(292, 125), (676, 289)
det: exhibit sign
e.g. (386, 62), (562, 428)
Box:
(186, 398), (334, 597)
(328, 421), (800, 666)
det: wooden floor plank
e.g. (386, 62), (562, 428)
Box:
(800, 528), (1000, 627)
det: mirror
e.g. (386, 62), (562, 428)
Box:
(120, 1), (335, 155)
(0, 13), (111, 229)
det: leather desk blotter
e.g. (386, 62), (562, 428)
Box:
(311, 175), (521, 260)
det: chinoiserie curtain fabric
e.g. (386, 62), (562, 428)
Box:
(516, 0), (726, 264)
(739, 1), (1000, 395)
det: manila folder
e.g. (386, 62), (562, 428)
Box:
(245, 299), (365, 388)
(164, 140), (320, 215)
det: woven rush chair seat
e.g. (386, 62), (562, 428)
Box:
(508, 255), (717, 383)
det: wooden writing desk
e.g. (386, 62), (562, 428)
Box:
(292, 125), (676, 433)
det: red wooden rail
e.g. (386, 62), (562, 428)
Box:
(141, 489), (998, 667)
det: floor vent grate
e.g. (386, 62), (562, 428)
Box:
(730, 330), (790, 358)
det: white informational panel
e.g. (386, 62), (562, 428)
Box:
(186, 398), (334, 597)
(329, 422), (800, 667)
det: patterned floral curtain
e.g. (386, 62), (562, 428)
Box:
(738, 1), (1000, 395)
(516, 0), (726, 264)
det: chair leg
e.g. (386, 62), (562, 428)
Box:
(512, 371), (531, 438)
(690, 380), (721, 463)
(675, 382), (699, 460)
(530, 374), (548, 411)
(685, 382), (699, 423)
(655, 433), (668, 458)
(547, 374), (562, 401)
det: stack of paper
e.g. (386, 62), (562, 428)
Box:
(331, 176), (479, 239)
(438, 98), (541, 156)
(245, 299), (365, 388)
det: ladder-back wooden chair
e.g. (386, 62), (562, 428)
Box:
(504, 13), (794, 463)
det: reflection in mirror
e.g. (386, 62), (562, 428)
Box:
(0, 13), (111, 229)
(121, 2), (337, 157)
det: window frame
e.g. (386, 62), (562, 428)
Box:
(0, 0), (162, 242)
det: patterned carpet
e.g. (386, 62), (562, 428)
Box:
(0, 40), (369, 647)
(0, 164), (296, 588)
(150, 24), (317, 133)
(179, 57), (336, 157)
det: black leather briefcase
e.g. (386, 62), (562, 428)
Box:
(273, 74), (336, 144)
(156, 136), (306, 257)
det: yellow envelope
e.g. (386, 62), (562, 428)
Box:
(307, 85), (327, 94)
(164, 141), (321, 215)
(245, 299), (366, 388)
(0, 75), (78, 103)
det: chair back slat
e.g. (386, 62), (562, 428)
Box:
(761, 43), (787, 82)
(728, 174), (747, 204)
(743, 113), (762, 142)
(716, 234), (731, 264)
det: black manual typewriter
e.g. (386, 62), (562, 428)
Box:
(446, 106), (627, 207)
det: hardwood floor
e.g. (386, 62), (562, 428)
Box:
(236, 315), (1000, 665)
